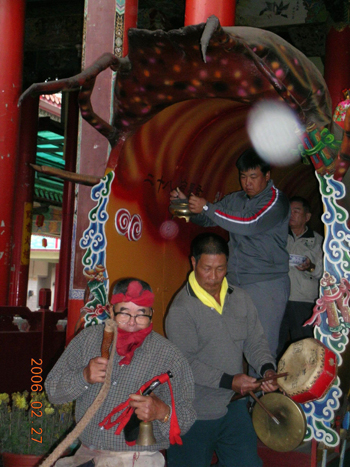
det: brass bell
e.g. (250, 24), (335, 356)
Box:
(168, 200), (194, 223)
(136, 421), (156, 446)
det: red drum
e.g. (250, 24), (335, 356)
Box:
(277, 338), (337, 404)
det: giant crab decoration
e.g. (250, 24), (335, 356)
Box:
(20, 15), (350, 178)
(20, 16), (350, 448)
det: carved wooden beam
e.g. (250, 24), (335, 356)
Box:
(31, 164), (101, 186)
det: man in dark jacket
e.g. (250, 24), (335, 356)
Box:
(171, 148), (290, 360)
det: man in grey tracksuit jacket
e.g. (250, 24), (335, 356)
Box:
(191, 178), (290, 286)
(171, 149), (290, 360)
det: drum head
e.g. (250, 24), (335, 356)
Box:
(277, 338), (337, 403)
(252, 393), (306, 452)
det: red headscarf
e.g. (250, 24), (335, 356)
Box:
(110, 280), (154, 307)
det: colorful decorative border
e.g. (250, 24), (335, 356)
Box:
(78, 171), (114, 326)
(115, 0), (125, 57)
(301, 173), (350, 447)
(75, 165), (349, 446)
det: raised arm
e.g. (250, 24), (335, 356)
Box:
(192, 187), (290, 236)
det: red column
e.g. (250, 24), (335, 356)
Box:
(123, 0), (139, 56)
(324, 25), (350, 114)
(8, 96), (39, 306)
(0, 0), (26, 304)
(185, 0), (236, 26)
(55, 92), (79, 312)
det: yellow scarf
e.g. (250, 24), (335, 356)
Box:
(189, 271), (228, 314)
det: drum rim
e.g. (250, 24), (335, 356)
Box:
(277, 338), (337, 399)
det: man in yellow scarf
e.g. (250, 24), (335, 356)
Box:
(166, 232), (277, 467)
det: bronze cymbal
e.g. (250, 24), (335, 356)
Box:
(252, 393), (306, 452)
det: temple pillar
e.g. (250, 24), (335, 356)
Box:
(324, 24), (350, 114)
(8, 96), (39, 306)
(54, 91), (79, 312)
(123, 0), (139, 56)
(185, 0), (236, 26)
(0, 0), (26, 304)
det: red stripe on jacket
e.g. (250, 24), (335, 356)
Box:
(214, 186), (278, 224)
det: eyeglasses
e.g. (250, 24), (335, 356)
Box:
(114, 312), (152, 325)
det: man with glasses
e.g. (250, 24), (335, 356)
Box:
(45, 278), (195, 467)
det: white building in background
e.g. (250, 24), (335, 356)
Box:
(27, 235), (60, 310)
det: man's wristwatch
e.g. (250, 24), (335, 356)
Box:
(202, 204), (209, 212)
(307, 263), (315, 273)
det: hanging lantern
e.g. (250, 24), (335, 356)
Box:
(36, 214), (45, 227)
(333, 89), (350, 129)
(42, 237), (48, 248)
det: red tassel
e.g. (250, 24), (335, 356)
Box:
(99, 372), (182, 445)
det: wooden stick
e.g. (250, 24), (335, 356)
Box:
(30, 163), (101, 186)
(256, 372), (289, 384)
(249, 391), (280, 425)
(230, 372), (289, 402)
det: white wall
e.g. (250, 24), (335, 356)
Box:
(27, 260), (57, 310)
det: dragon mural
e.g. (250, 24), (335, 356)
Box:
(20, 16), (350, 448)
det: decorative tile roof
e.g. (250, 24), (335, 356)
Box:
(34, 130), (65, 206)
